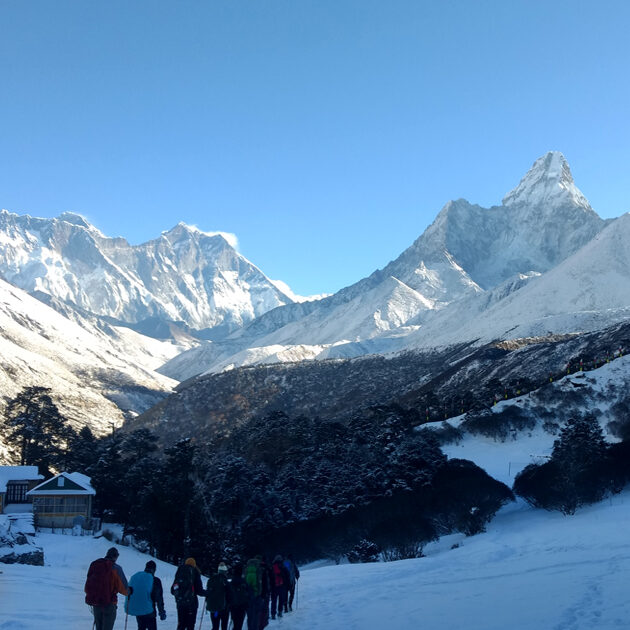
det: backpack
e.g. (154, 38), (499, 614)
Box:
(205, 574), (227, 612)
(245, 559), (262, 597)
(283, 560), (296, 586)
(171, 565), (196, 608)
(230, 580), (250, 608)
(272, 563), (284, 588)
(85, 558), (114, 607)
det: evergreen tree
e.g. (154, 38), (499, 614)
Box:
(550, 415), (609, 514)
(514, 415), (613, 514)
(65, 426), (101, 473)
(1, 386), (76, 476)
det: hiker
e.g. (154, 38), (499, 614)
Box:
(205, 562), (230, 630)
(227, 562), (251, 630)
(245, 556), (263, 630)
(283, 554), (300, 612)
(126, 560), (167, 630)
(258, 556), (272, 630)
(270, 555), (290, 620)
(84, 546), (129, 630)
(171, 557), (206, 630)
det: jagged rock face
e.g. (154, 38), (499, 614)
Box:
(0, 212), (294, 332)
(417, 152), (604, 289)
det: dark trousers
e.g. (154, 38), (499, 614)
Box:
(137, 613), (157, 630)
(176, 605), (198, 630)
(247, 597), (259, 630)
(210, 608), (229, 630)
(92, 604), (117, 630)
(259, 595), (270, 630)
(270, 586), (287, 618)
(287, 582), (296, 610)
(231, 606), (247, 630)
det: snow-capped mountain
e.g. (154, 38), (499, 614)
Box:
(406, 211), (630, 348)
(160, 151), (610, 378)
(0, 211), (295, 334)
(0, 276), (183, 448)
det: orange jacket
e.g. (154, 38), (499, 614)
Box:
(111, 566), (128, 604)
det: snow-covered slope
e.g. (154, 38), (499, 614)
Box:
(0, 211), (295, 333)
(161, 151), (609, 378)
(4, 477), (630, 629)
(0, 277), (182, 438)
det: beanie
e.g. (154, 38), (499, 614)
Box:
(217, 562), (228, 573)
(145, 560), (157, 573)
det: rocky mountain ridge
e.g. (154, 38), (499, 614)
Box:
(0, 210), (295, 336)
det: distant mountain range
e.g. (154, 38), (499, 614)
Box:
(0, 211), (296, 338)
(157, 151), (624, 379)
(0, 151), (628, 429)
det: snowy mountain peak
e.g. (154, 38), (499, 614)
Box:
(502, 151), (592, 211)
(163, 222), (238, 249)
(57, 212), (91, 228)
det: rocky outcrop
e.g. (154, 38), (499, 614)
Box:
(0, 515), (44, 566)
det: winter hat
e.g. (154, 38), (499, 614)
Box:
(105, 547), (119, 560)
(217, 562), (228, 573)
(273, 554), (283, 564)
(145, 560), (157, 573)
(185, 557), (197, 568)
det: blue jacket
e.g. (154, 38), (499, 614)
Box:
(126, 571), (155, 616)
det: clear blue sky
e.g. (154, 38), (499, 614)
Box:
(1, 1), (629, 296)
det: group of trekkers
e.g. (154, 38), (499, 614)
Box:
(84, 546), (300, 630)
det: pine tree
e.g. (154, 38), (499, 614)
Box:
(550, 415), (610, 514)
(1, 386), (76, 476)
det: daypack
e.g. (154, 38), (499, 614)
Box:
(126, 571), (154, 617)
(245, 559), (262, 597)
(85, 558), (114, 607)
(171, 565), (197, 608)
(283, 560), (296, 585)
(230, 580), (250, 608)
(205, 574), (227, 612)
(272, 563), (284, 588)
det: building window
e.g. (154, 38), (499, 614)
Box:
(33, 496), (89, 514)
(6, 482), (28, 504)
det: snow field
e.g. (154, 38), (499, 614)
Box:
(3, 491), (630, 630)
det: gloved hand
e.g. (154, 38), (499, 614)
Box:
(128, 586), (134, 595)
(159, 612), (167, 621)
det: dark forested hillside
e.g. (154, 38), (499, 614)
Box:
(127, 320), (630, 446)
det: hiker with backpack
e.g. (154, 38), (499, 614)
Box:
(257, 556), (272, 630)
(125, 560), (167, 630)
(84, 546), (129, 630)
(270, 555), (290, 620)
(205, 562), (230, 630)
(227, 562), (251, 630)
(245, 556), (263, 630)
(171, 557), (206, 630)
(283, 554), (300, 613)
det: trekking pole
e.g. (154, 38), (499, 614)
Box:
(197, 607), (205, 630)
(124, 597), (129, 630)
(296, 580), (299, 610)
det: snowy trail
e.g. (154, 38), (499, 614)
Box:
(3, 493), (630, 630)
